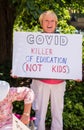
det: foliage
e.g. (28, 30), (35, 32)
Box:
(13, 0), (76, 32)
(63, 81), (84, 130)
(82, 39), (84, 63)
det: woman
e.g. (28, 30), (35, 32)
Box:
(0, 80), (34, 130)
(31, 10), (66, 130)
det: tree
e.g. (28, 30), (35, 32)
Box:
(0, 0), (15, 64)
(0, 0), (30, 65)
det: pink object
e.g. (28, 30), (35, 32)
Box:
(40, 79), (64, 84)
(30, 117), (36, 121)
(14, 113), (21, 119)
(0, 87), (34, 128)
(14, 113), (36, 121)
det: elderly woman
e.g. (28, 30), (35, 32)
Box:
(31, 10), (66, 130)
(0, 80), (34, 130)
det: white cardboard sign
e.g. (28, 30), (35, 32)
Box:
(12, 32), (82, 80)
(13, 114), (30, 130)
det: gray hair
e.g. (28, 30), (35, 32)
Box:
(39, 10), (58, 26)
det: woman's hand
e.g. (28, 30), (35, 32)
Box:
(10, 69), (18, 78)
(20, 114), (30, 125)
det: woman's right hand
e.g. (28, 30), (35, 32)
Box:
(10, 69), (18, 78)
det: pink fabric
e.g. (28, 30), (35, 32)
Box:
(40, 79), (64, 84)
(0, 124), (12, 130)
(0, 87), (34, 128)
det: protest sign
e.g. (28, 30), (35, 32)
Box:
(13, 114), (30, 130)
(12, 32), (82, 80)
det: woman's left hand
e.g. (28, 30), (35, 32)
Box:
(20, 114), (30, 125)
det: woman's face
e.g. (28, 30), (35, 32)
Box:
(42, 14), (57, 33)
